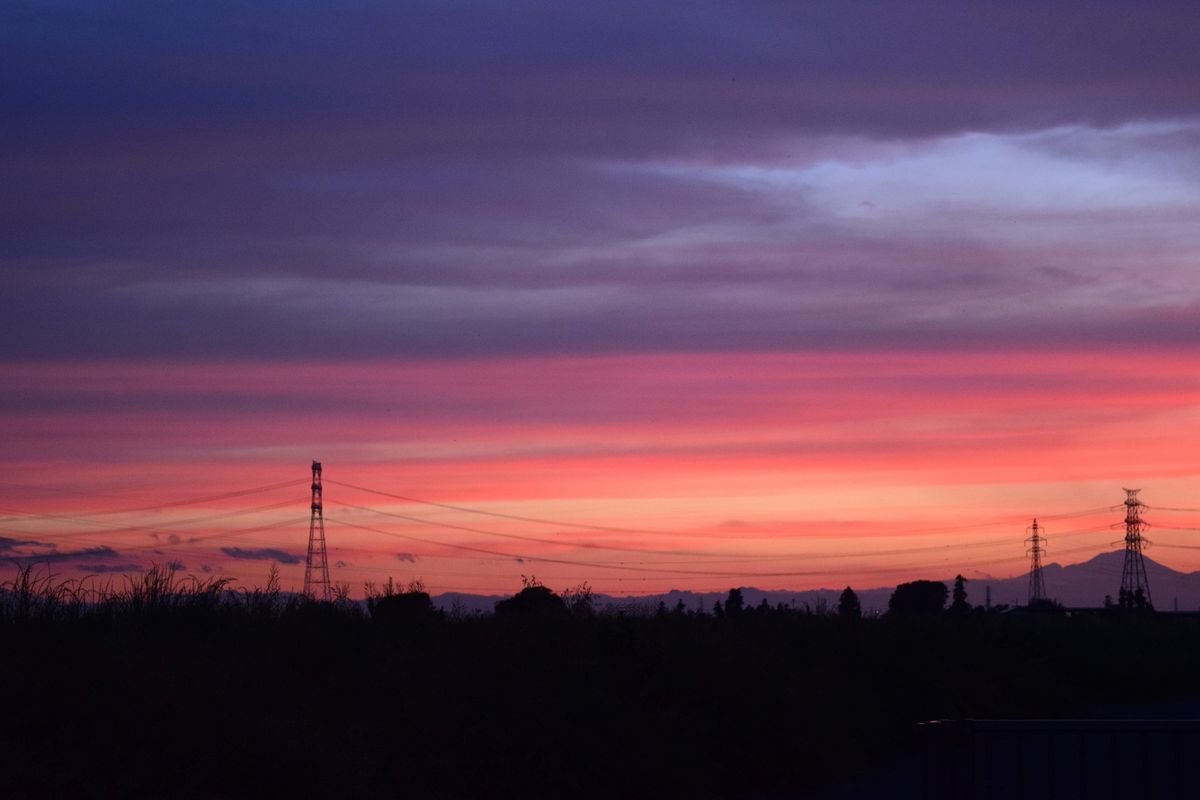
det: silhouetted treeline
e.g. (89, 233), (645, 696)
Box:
(2, 566), (1197, 799)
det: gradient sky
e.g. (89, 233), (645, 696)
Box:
(4, 1), (1200, 597)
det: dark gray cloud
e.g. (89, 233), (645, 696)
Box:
(5, 2), (1198, 156)
(0, 536), (41, 552)
(1, 1), (1198, 361)
(76, 563), (144, 574)
(395, 553), (417, 563)
(220, 547), (304, 565)
(9, 546), (122, 565)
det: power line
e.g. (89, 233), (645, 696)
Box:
(118, 517), (312, 554)
(1035, 507), (1120, 520)
(0, 479), (305, 525)
(7, 517), (311, 562)
(331, 500), (780, 559)
(0, 498), (301, 539)
(326, 476), (1114, 541)
(327, 478), (755, 539)
(324, 515), (1113, 580)
(331, 500), (1114, 563)
(326, 515), (840, 578)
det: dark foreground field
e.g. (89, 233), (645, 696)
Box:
(3, 572), (1199, 799)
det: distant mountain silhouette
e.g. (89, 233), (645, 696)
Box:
(980, 550), (1200, 610)
(431, 552), (1200, 614)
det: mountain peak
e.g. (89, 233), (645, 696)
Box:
(1082, 549), (1128, 567)
(1078, 549), (1174, 573)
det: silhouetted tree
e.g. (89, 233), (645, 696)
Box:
(366, 578), (437, 626)
(1134, 587), (1153, 613)
(494, 583), (569, 622)
(368, 590), (435, 622)
(562, 581), (595, 617)
(1117, 587), (1153, 612)
(888, 580), (948, 617)
(1026, 598), (1064, 614)
(949, 574), (970, 614)
(837, 586), (862, 619)
(726, 588), (745, 617)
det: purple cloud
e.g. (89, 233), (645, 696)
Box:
(1, 2), (1198, 362)
(0, 536), (41, 552)
(220, 547), (304, 565)
(10, 546), (121, 565)
(76, 563), (145, 574)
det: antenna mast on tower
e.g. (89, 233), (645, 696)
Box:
(1024, 518), (1047, 605)
(1118, 488), (1152, 610)
(304, 461), (331, 601)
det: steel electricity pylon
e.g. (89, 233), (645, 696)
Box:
(304, 460), (331, 601)
(1118, 488), (1152, 610)
(1024, 518), (1047, 605)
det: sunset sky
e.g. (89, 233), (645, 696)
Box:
(4, 2), (1200, 596)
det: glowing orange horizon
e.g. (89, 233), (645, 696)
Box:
(4, 350), (1200, 597)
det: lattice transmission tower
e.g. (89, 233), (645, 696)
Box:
(1118, 488), (1152, 610)
(304, 460), (331, 601)
(1024, 518), (1047, 605)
